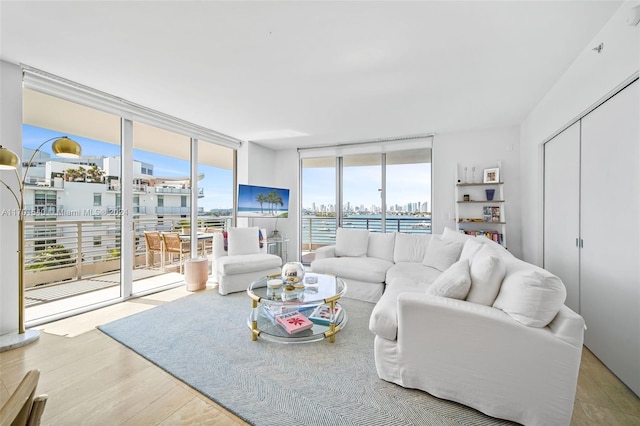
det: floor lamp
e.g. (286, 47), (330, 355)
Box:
(0, 137), (82, 352)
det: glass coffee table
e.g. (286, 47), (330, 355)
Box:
(247, 272), (347, 344)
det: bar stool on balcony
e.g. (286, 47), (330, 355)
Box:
(162, 232), (190, 274)
(144, 231), (164, 271)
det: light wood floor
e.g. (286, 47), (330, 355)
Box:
(1, 287), (639, 425)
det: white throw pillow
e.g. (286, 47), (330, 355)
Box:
(367, 232), (396, 262)
(422, 237), (463, 272)
(335, 228), (369, 257)
(228, 227), (260, 256)
(466, 245), (506, 306)
(493, 268), (567, 327)
(459, 238), (484, 263)
(393, 233), (431, 263)
(443, 227), (473, 245)
(474, 235), (514, 259)
(427, 259), (471, 300)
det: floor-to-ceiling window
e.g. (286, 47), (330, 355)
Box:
(385, 148), (431, 233)
(197, 139), (234, 232)
(23, 88), (123, 324)
(343, 154), (382, 232)
(299, 138), (432, 264)
(301, 157), (337, 263)
(21, 68), (242, 326)
(130, 122), (191, 295)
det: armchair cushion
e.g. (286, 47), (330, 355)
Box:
(228, 227), (260, 256)
(466, 245), (506, 306)
(335, 228), (369, 257)
(427, 259), (471, 300)
(217, 253), (282, 275)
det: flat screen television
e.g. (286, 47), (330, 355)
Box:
(237, 184), (290, 218)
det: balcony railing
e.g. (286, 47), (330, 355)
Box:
(156, 206), (191, 215)
(155, 187), (204, 197)
(23, 216), (231, 289)
(301, 216), (431, 251)
(23, 205), (65, 215)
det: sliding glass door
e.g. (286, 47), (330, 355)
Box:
(23, 89), (123, 324)
(385, 148), (431, 233)
(301, 157), (336, 263)
(343, 154), (382, 232)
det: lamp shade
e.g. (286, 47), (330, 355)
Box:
(0, 145), (19, 170)
(51, 137), (81, 158)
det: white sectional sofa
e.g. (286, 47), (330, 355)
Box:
(311, 227), (585, 426)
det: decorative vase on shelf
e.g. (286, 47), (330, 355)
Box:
(486, 189), (495, 201)
(281, 261), (305, 284)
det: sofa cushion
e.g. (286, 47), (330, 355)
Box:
(228, 227), (260, 256)
(311, 257), (392, 283)
(393, 233), (431, 263)
(367, 232), (396, 262)
(216, 253), (282, 275)
(335, 228), (369, 257)
(459, 238), (484, 263)
(422, 237), (463, 272)
(466, 245), (506, 306)
(427, 259), (471, 300)
(386, 262), (441, 288)
(493, 261), (567, 327)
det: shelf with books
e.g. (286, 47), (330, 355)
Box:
(455, 162), (507, 247)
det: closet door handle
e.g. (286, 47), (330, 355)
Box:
(576, 238), (579, 248)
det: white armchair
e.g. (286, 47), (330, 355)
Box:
(212, 227), (282, 295)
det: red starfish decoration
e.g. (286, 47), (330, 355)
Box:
(288, 317), (304, 326)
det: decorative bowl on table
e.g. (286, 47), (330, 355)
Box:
(281, 261), (305, 284)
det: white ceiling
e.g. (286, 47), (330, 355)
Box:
(0, 1), (622, 150)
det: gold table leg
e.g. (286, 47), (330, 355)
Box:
(251, 299), (258, 341)
(329, 299), (336, 343)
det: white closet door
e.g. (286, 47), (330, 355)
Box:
(544, 122), (581, 313)
(581, 80), (639, 396)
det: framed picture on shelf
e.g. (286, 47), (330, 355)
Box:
(483, 168), (500, 183)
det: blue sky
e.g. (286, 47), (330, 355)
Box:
(23, 125), (430, 211)
(23, 124), (233, 211)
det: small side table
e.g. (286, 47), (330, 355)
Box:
(184, 258), (208, 291)
(267, 237), (289, 262)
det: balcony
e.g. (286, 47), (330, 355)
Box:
(22, 216), (229, 325)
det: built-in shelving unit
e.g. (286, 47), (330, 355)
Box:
(454, 163), (506, 247)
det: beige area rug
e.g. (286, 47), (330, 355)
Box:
(100, 290), (518, 426)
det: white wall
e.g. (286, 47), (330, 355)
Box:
(0, 60), (23, 335)
(236, 142), (300, 260)
(520, 1), (639, 265)
(432, 126), (522, 258)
